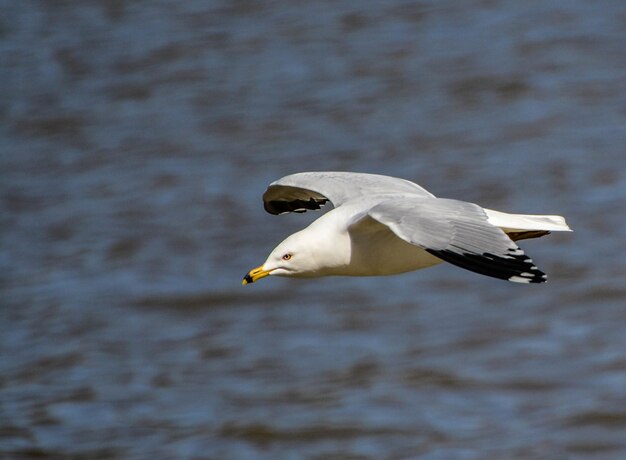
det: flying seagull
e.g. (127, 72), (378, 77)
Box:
(242, 172), (571, 285)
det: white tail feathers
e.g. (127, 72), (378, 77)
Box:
(484, 208), (572, 233)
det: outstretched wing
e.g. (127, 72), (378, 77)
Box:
(366, 197), (547, 283)
(263, 172), (434, 215)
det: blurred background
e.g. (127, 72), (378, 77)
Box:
(1, 1), (625, 459)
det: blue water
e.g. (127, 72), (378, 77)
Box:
(2, 1), (626, 458)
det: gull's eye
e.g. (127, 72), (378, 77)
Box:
(282, 253), (292, 261)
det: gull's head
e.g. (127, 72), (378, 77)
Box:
(242, 225), (347, 285)
(242, 230), (316, 285)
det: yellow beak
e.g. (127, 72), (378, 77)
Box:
(242, 265), (271, 285)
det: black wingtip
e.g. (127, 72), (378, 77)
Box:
(264, 197), (328, 215)
(426, 248), (547, 284)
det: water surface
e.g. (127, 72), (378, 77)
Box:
(2, 1), (626, 459)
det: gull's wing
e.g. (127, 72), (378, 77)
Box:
(365, 197), (547, 283)
(263, 172), (434, 215)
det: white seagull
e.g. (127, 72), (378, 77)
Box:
(242, 172), (571, 285)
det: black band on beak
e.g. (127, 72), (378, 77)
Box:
(243, 273), (254, 284)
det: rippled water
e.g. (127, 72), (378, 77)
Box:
(2, 1), (626, 459)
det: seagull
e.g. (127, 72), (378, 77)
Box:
(242, 172), (571, 285)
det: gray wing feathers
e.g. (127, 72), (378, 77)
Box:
(368, 198), (547, 283)
(368, 198), (491, 249)
(263, 172), (434, 214)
